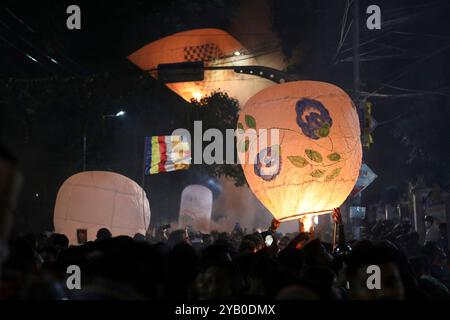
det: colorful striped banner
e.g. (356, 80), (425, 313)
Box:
(145, 135), (191, 175)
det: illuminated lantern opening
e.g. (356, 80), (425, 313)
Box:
(237, 81), (362, 222)
(127, 28), (274, 106)
(302, 215), (319, 232)
(53, 171), (150, 244)
(179, 185), (213, 233)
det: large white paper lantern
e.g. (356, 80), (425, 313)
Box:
(237, 81), (362, 222)
(54, 171), (150, 244)
(179, 185), (212, 232)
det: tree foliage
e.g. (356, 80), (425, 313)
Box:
(186, 91), (247, 186)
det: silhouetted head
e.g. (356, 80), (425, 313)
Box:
(346, 241), (405, 300)
(424, 215), (434, 228)
(133, 233), (146, 242)
(168, 229), (189, 247)
(50, 233), (69, 250)
(96, 228), (112, 241)
(302, 239), (333, 268)
(194, 265), (237, 300)
(301, 266), (340, 300)
(239, 240), (256, 254)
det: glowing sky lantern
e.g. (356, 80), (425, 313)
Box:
(237, 81), (362, 223)
(54, 171), (150, 244)
(127, 28), (274, 106)
(179, 185), (213, 233)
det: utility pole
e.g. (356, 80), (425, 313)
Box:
(353, 0), (361, 120)
(352, 0), (363, 228)
(353, 0), (366, 148)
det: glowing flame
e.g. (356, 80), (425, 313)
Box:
(302, 215), (315, 232)
(192, 91), (203, 101)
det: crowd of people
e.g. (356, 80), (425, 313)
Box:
(0, 210), (448, 300)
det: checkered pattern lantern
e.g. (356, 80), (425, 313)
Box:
(127, 28), (274, 106)
(237, 81), (362, 222)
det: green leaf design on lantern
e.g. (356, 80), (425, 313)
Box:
(327, 152), (341, 161)
(305, 149), (323, 162)
(325, 168), (342, 181)
(238, 139), (249, 152)
(245, 115), (256, 129)
(244, 139), (250, 152)
(318, 124), (330, 137)
(288, 156), (308, 168)
(310, 169), (325, 178)
(237, 122), (244, 130)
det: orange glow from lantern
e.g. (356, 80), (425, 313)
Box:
(303, 215), (314, 232)
(237, 81), (362, 222)
(192, 91), (203, 101)
(127, 28), (274, 106)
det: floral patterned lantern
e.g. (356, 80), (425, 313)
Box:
(237, 81), (362, 222)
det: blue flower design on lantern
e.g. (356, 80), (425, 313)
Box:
(254, 146), (281, 181)
(295, 98), (333, 140)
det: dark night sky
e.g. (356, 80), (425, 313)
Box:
(1, 0), (450, 232)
